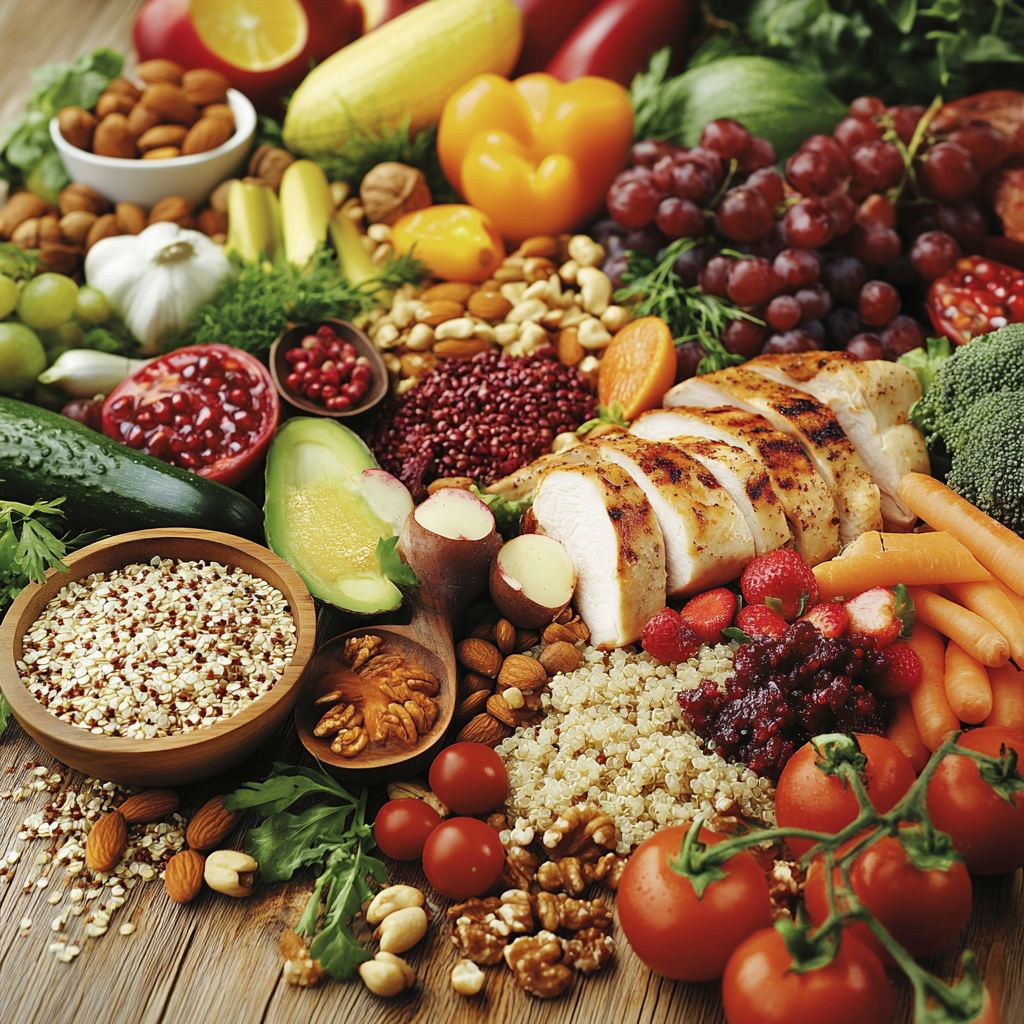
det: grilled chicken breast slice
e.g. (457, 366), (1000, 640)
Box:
(531, 463), (666, 648)
(665, 367), (882, 543)
(486, 443), (603, 502)
(631, 406), (840, 565)
(598, 436), (755, 596)
(743, 352), (928, 532)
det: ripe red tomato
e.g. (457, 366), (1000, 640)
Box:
(804, 832), (972, 962)
(102, 344), (279, 488)
(926, 726), (1024, 875)
(421, 817), (505, 900)
(616, 826), (773, 982)
(428, 742), (508, 816)
(775, 734), (916, 856)
(722, 927), (892, 1024)
(372, 799), (441, 861)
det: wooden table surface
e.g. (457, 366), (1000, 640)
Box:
(0, 3), (1022, 1022)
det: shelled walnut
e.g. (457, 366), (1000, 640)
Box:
(542, 805), (617, 861)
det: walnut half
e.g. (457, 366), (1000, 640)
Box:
(542, 805), (618, 861)
(504, 931), (574, 999)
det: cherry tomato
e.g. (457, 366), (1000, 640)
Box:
(421, 817), (505, 899)
(102, 344), (279, 487)
(722, 927), (892, 1024)
(428, 742), (508, 816)
(804, 831), (972, 962)
(616, 826), (773, 982)
(927, 726), (1024, 875)
(775, 734), (916, 857)
(372, 799), (441, 861)
(927, 255), (1024, 346)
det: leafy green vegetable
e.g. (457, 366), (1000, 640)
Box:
(898, 335), (952, 395)
(470, 486), (533, 539)
(225, 762), (387, 980)
(0, 48), (123, 191)
(578, 401), (630, 434)
(0, 694), (12, 740)
(0, 243), (41, 281)
(376, 535), (419, 587)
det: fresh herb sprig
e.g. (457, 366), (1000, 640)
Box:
(225, 762), (387, 981)
(0, 243), (41, 281)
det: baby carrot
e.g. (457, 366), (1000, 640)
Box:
(985, 663), (1024, 734)
(944, 640), (993, 724)
(908, 623), (960, 751)
(887, 695), (931, 773)
(905, 585), (1010, 668)
(947, 580), (1024, 664)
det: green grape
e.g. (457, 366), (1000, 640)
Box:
(16, 273), (79, 330)
(38, 321), (85, 351)
(0, 275), (17, 319)
(0, 322), (47, 393)
(75, 285), (111, 325)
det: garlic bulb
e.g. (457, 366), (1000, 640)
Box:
(84, 222), (231, 354)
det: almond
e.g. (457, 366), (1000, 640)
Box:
(140, 83), (198, 126)
(59, 210), (97, 245)
(39, 215), (61, 245)
(186, 795), (239, 851)
(457, 672), (494, 699)
(137, 123), (188, 153)
(455, 638), (502, 678)
(421, 282), (476, 304)
(486, 692), (518, 728)
(542, 622), (579, 645)
(455, 712), (511, 746)
(539, 641), (583, 677)
(126, 102), (161, 139)
(523, 256), (558, 283)
(39, 243), (82, 276)
(85, 810), (127, 872)
(115, 202), (146, 235)
(182, 68), (230, 107)
(497, 654), (548, 692)
(416, 299), (464, 326)
(181, 116), (233, 155)
(57, 106), (98, 150)
(433, 339), (494, 359)
(11, 218), (40, 248)
(95, 89), (136, 119)
(164, 849), (205, 903)
(556, 326), (584, 366)
(142, 146), (182, 160)
(466, 290), (513, 322)
(148, 196), (193, 227)
(1, 191), (50, 237)
(454, 689), (490, 723)
(136, 58), (184, 86)
(85, 213), (120, 251)
(517, 235), (560, 259)
(93, 113), (137, 159)
(494, 618), (516, 657)
(59, 183), (109, 217)
(201, 103), (235, 129)
(106, 78), (142, 101)
(514, 629), (540, 653)
(197, 207), (228, 236)
(117, 788), (181, 825)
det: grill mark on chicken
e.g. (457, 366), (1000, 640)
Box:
(777, 398), (820, 417)
(807, 420), (847, 447)
(746, 472), (774, 504)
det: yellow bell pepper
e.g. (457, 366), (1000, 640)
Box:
(391, 205), (505, 282)
(438, 73), (634, 242)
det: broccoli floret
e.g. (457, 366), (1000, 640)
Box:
(946, 390), (1024, 537)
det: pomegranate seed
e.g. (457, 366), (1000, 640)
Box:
(306, 382), (323, 400)
(285, 372), (302, 391)
(321, 385), (339, 400)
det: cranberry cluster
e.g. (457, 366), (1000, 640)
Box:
(365, 350), (596, 501)
(676, 621), (892, 778)
(283, 325), (371, 411)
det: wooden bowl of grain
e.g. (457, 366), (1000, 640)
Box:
(0, 529), (316, 786)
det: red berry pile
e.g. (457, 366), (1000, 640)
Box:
(283, 325), (372, 412)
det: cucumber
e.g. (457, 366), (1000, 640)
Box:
(0, 398), (263, 539)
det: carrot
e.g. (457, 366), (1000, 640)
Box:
(887, 695), (931, 773)
(985, 663), (1024, 733)
(899, 472), (1024, 597)
(947, 580), (1024, 664)
(908, 623), (960, 751)
(813, 530), (990, 600)
(943, 640), (993, 724)
(905, 585), (1010, 668)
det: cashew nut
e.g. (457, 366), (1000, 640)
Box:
(577, 316), (613, 350)
(507, 297), (549, 324)
(568, 235), (606, 268)
(495, 322), (520, 345)
(577, 267), (612, 316)
(366, 885), (425, 925)
(405, 323), (435, 351)
(204, 850), (257, 897)
(601, 304), (632, 332)
(517, 321), (549, 353)
(359, 951), (415, 997)
(499, 281), (527, 304)
(451, 958), (485, 996)
(434, 317), (476, 340)
(373, 905), (428, 953)
(559, 304), (587, 328)
(559, 258), (580, 285)
(373, 323), (400, 349)
(577, 355), (601, 386)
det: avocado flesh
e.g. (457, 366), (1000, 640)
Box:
(265, 418), (402, 614)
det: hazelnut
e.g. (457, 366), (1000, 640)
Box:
(58, 182), (110, 217)
(248, 145), (294, 192)
(360, 162), (432, 225)
(59, 210), (98, 246)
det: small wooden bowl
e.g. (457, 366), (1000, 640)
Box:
(0, 529), (316, 786)
(269, 318), (389, 419)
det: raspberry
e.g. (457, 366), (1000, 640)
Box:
(641, 608), (700, 663)
(736, 604), (788, 640)
(872, 643), (923, 698)
(680, 588), (737, 646)
(800, 602), (849, 638)
(740, 549), (820, 621)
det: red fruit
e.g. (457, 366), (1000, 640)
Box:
(641, 608), (700, 663)
(873, 643), (923, 698)
(800, 601), (849, 638)
(844, 586), (912, 647)
(740, 549), (820, 622)
(680, 588), (737, 647)
(735, 604), (788, 640)
(700, 118), (752, 161)
(927, 255), (1024, 345)
(850, 96), (885, 121)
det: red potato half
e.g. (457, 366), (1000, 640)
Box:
(490, 534), (576, 629)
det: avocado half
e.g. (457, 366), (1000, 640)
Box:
(264, 417), (412, 615)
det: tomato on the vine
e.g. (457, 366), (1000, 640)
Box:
(428, 742), (508, 816)
(722, 927), (892, 1024)
(926, 726), (1024, 875)
(373, 799), (441, 861)
(804, 831), (972, 962)
(616, 826), (772, 982)
(775, 734), (916, 856)
(421, 817), (505, 900)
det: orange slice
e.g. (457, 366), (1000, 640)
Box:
(191, 0), (308, 72)
(597, 316), (678, 420)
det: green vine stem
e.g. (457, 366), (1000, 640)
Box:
(668, 732), (1022, 1024)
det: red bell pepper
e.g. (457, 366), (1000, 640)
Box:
(545, 0), (688, 86)
(511, 0), (606, 75)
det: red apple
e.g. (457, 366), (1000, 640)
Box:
(133, 0), (354, 112)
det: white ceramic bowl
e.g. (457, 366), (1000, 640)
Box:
(50, 88), (256, 208)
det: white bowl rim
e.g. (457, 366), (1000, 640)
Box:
(49, 87), (256, 171)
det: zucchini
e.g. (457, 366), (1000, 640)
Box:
(0, 398), (263, 539)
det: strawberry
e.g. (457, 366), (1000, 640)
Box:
(680, 588), (737, 646)
(800, 601), (849, 638)
(872, 643), (923, 698)
(736, 604), (788, 640)
(641, 608), (700, 663)
(740, 549), (820, 621)
(844, 585), (915, 647)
